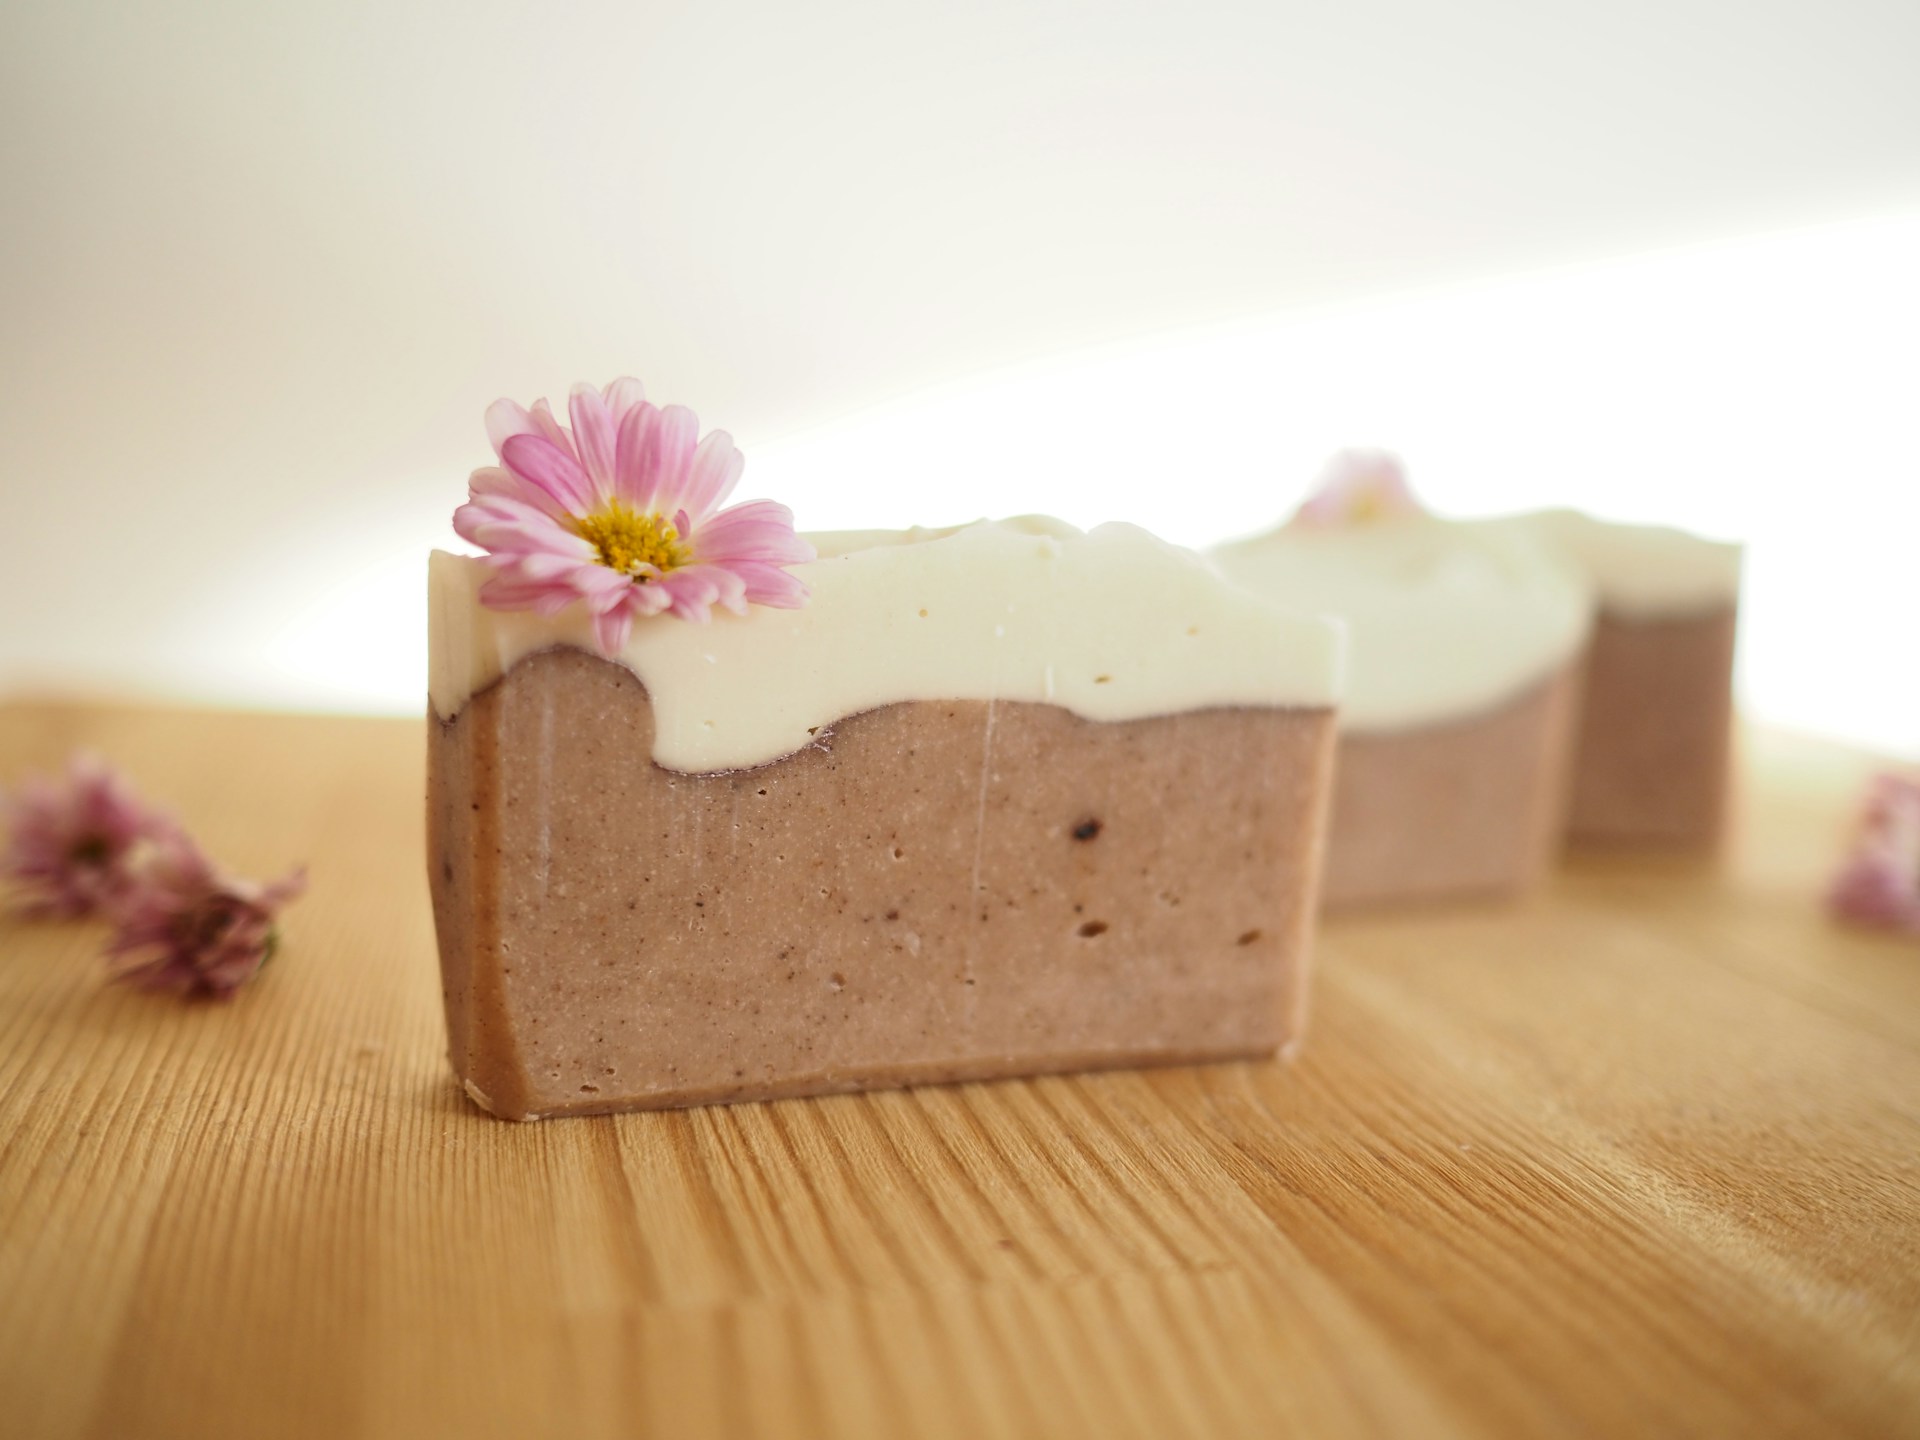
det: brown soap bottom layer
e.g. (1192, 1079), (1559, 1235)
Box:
(1322, 663), (1581, 909)
(1566, 607), (1736, 851)
(428, 649), (1337, 1119)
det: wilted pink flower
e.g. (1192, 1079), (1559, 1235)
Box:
(105, 829), (306, 998)
(1, 752), (170, 918)
(453, 377), (816, 655)
(1828, 772), (1920, 936)
(1291, 448), (1425, 529)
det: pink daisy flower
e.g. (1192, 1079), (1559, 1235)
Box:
(1828, 772), (1920, 937)
(105, 828), (307, 999)
(1291, 448), (1425, 529)
(453, 377), (816, 654)
(2, 752), (171, 918)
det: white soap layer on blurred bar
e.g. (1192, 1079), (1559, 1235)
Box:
(1507, 510), (1742, 622)
(1210, 516), (1592, 734)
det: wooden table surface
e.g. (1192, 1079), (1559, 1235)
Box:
(2, 701), (1917, 1440)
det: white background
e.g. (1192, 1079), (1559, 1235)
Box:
(3, 0), (1917, 754)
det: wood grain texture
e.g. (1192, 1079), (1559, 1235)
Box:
(1, 701), (1916, 1440)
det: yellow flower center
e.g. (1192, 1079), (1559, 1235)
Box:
(571, 501), (691, 580)
(1349, 490), (1386, 524)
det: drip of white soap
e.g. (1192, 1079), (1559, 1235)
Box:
(431, 516), (1344, 773)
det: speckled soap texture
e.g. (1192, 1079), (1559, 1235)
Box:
(429, 649), (1337, 1118)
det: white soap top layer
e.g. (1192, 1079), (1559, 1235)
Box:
(1507, 509), (1743, 621)
(430, 517), (1344, 774)
(1209, 517), (1593, 734)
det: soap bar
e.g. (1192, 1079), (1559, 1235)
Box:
(1320, 664), (1581, 907)
(1512, 511), (1741, 851)
(426, 519), (1343, 1117)
(1565, 608), (1737, 848)
(1211, 512), (1592, 908)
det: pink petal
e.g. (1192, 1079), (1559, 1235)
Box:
(723, 560), (811, 608)
(455, 494), (576, 542)
(479, 552), (637, 616)
(479, 573), (582, 617)
(631, 582), (675, 617)
(569, 384), (618, 498)
(2, 752), (167, 919)
(674, 562), (748, 615)
(468, 466), (572, 523)
(641, 405), (700, 513)
(1827, 771), (1920, 935)
(485, 396), (575, 462)
(681, 430), (745, 520)
(259, 867), (308, 909)
(659, 567), (728, 620)
(474, 578), (565, 612)
(572, 565), (636, 607)
(711, 575), (750, 615)
(496, 550), (583, 583)
(693, 520), (812, 561)
(693, 499), (816, 564)
(484, 398), (537, 458)
(528, 398), (572, 454)
(614, 401), (660, 507)
(1294, 448), (1421, 528)
(454, 496), (594, 557)
(592, 605), (634, 656)
(476, 551), (601, 611)
(501, 434), (595, 513)
(603, 377), (647, 423)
